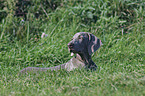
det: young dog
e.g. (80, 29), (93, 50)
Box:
(19, 32), (102, 74)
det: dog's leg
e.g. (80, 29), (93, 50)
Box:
(19, 64), (66, 75)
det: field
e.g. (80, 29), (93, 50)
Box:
(0, 0), (145, 96)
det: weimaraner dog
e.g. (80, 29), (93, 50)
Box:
(19, 32), (102, 74)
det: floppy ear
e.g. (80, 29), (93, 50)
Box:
(87, 33), (102, 55)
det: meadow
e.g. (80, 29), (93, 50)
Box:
(0, 0), (145, 95)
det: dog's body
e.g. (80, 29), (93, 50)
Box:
(19, 32), (102, 74)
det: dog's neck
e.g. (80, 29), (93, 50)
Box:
(75, 53), (97, 70)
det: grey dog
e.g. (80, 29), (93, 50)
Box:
(19, 32), (102, 74)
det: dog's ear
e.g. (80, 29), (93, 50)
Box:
(87, 33), (102, 55)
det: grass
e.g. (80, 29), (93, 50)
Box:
(0, 0), (145, 96)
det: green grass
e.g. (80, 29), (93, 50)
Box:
(0, 0), (145, 96)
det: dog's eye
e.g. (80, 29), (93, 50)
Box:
(78, 35), (83, 39)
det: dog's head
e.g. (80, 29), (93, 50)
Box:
(68, 32), (102, 56)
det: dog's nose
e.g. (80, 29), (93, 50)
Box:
(68, 42), (74, 48)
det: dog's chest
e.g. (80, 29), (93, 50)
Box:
(65, 57), (85, 71)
